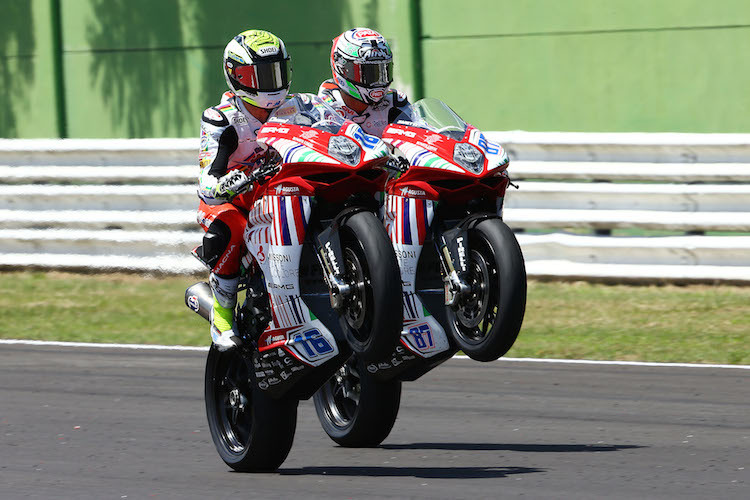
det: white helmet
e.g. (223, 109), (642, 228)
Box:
(330, 28), (393, 105)
(223, 30), (292, 109)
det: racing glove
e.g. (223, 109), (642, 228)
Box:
(213, 169), (252, 201)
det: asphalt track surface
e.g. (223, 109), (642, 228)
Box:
(1, 344), (748, 499)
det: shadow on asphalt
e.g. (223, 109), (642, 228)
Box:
(379, 443), (644, 452)
(279, 465), (544, 479)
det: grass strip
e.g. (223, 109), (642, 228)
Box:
(1, 271), (747, 365)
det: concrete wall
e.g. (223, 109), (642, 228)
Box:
(1, 0), (748, 137)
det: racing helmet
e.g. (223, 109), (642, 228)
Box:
(330, 28), (393, 105)
(223, 30), (292, 109)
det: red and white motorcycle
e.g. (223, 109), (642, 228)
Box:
(313, 98), (527, 447)
(185, 94), (402, 471)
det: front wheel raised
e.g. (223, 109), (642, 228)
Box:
(313, 355), (401, 447)
(447, 219), (526, 362)
(338, 211), (403, 363)
(204, 345), (298, 471)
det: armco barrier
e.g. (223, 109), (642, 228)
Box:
(1, 134), (749, 283)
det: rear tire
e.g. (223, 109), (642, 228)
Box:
(204, 345), (298, 471)
(313, 355), (401, 447)
(338, 211), (403, 363)
(447, 219), (526, 362)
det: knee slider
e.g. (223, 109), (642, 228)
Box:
(201, 218), (233, 269)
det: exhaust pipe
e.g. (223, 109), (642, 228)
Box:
(185, 282), (213, 321)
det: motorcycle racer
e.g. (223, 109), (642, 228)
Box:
(318, 27), (413, 138)
(197, 29), (291, 351)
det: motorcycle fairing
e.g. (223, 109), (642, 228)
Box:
(466, 128), (509, 172)
(261, 135), (340, 166)
(385, 131), (463, 173)
(343, 123), (391, 160)
(244, 193), (340, 368)
(384, 193), (451, 358)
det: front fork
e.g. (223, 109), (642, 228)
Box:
(315, 222), (353, 311)
(437, 227), (470, 306)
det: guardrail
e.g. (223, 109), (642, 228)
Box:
(1, 134), (749, 284)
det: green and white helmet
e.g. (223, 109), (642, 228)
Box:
(223, 30), (292, 109)
(331, 28), (393, 105)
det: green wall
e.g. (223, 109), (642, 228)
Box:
(421, 0), (750, 132)
(0, 0), (61, 137)
(1, 0), (748, 137)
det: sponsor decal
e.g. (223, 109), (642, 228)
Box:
(257, 244), (266, 263)
(398, 186), (427, 197)
(324, 242), (340, 275)
(353, 28), (381, 39)
(300, 130), (318, 140)
(395, 249), (417, 260)
(268, 282), (294, 290)
(456, 236), (467, 272)
(268, 253), (291, 263)
(256, 46), (279, 56)
(369, 88), (385, 101)
(267, 376), (281, 385)
(367, 364), (378, 373)
(425, 134), (442, 144)
(187, 295), (200, 312)
(258, 380), (269, 390)
(388, 127), (416, 138)
(280, 371), (291, 380)
(232, 114), (248, 125)
(262, 126), (290, 134)
(265, 334), (286, 346)
(274, 185), (300, 195)
(218, 244), (236, 271)
(291, 365), (305, 372)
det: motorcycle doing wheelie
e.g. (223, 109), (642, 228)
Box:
(185, 94), (403, 471)
(313, 98), (527, 447)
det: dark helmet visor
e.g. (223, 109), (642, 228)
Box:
(338, 59), (393, 87)
(233, 59), (290, 92)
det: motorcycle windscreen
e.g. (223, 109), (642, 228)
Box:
(411, 98), (468, 141)
(267, 94), (346, 134)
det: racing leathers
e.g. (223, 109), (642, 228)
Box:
(197, 91), (275, 350)
(318, 79), (413, 137)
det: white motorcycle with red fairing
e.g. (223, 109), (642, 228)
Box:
(313, 98), (527, 447)
(185, 94), (402, 471)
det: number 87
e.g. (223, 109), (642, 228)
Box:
(409, 324), (433, 349)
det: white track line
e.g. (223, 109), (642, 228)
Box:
(1, 339), (748, 370)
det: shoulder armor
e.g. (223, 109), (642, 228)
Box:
(202, 106), (229, 127)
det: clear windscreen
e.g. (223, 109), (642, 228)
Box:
(402, 97), (468, 141)
(267, 93), (346, 134)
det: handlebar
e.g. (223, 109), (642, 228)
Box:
(385, 156), (410, 174)
(247, 161), (281, 184)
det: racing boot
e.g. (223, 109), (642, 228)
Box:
(209, 273), (241, 351)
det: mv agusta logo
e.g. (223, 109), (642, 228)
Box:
(424, 134), (442, 144)
(266, 334), (286, 346)
(399, 186), (427, 197)
(274, 185), (300, 195)
(299, 130), (318, 140)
